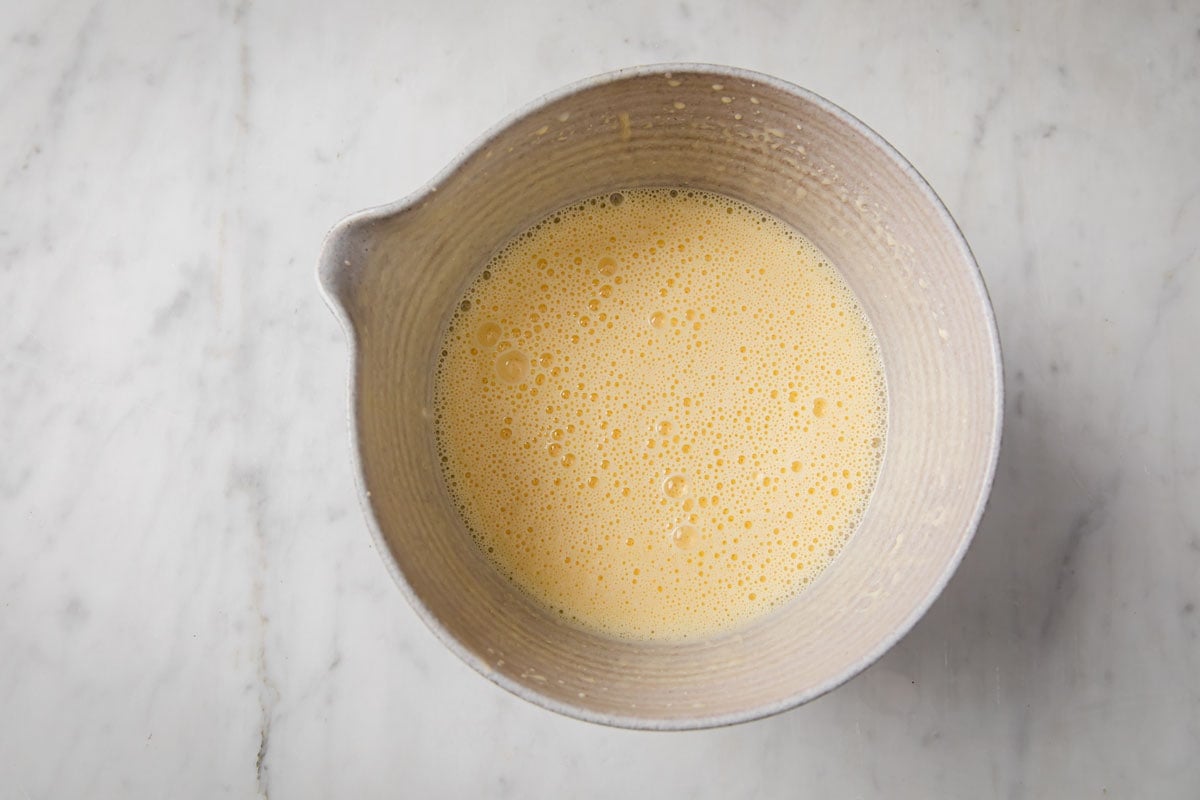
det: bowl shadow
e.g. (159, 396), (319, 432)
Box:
(839, 362), (1109, 726)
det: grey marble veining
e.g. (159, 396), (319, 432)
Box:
(1, 0), (1197, 797)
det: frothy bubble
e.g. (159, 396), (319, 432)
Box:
(672, 525), (698, 549)
(477, 322), (502, 348)
(495, 349), (529, 384)
(663, 474), (689, 499)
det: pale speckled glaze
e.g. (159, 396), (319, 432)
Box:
(318, 64), (1003, 729)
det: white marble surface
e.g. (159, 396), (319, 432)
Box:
(2, 0), (1197, 796)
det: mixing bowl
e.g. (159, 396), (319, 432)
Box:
(318, 64), (1003, 729)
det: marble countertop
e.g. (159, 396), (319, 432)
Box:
(2, 0), (1197, 796)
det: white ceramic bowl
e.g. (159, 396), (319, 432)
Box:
(319, 64), (1002, 729)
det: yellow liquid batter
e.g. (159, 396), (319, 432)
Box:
(434, 188), (886, 639)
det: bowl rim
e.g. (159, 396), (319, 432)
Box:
(317, 62), (1004, 731)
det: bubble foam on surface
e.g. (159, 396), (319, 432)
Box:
(434, 188), (887, 640)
